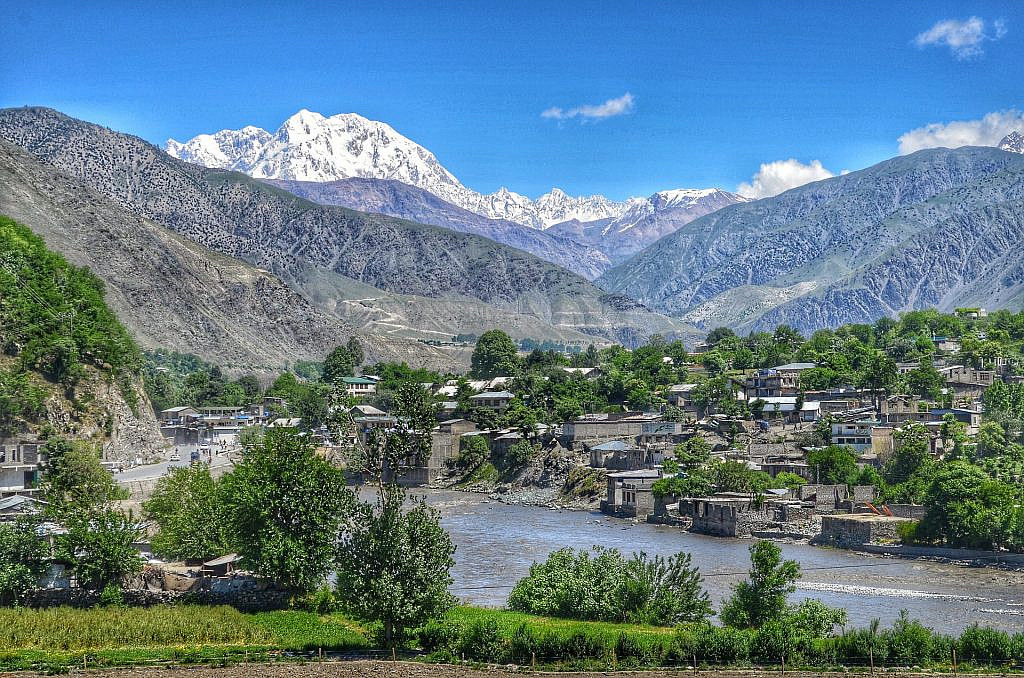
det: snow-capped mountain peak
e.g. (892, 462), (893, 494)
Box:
(999, 131), (1024, 154)
(164, 109), (738, 233)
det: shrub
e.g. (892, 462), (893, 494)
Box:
(98, 584), (125, 608)
(957, 625), (1014, 665)
(885, 610), (934, 665)
(459, 618), (506, 662)
(418, 619), (461, 655)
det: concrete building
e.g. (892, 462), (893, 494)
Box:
(816, 514), (913, 548)
(561, 413), (661, 446)
(589, 440), (646, 470)
(341, 377), (377, 398)
(0, 441), (45, 497)
(429, 419), (479, 472)
(468, 391), (516, 410)
(601, 469), (661, 518)
(831, 419), (878, 451)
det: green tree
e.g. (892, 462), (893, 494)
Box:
(455, 435), (489, 471)
(322, 344), (357, 384)
(221, 428), (354, 592)
(918, 461), (1015, 549)
(508, 547), (711, 625)
(705, 327), (736, 347)
(772, 471), (808, 491)
(0, 516), (49, 605)
(907, 358), (943, 399)
(884, 424), (934, 486)
(619, 551), (713, 625)
(806, 445), (858, 485)
(144, 465), (229, 561)
(675, 437), (712, 470)
(471, 329), (520, 378)
(335, 484), (456, 649)
(720, 541), (800, 628)
(57, 509), (144, 590)
(42, 438), (127, 512)
(345, 337), (365, 369)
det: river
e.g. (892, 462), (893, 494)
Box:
(414, 490), (1024, 634)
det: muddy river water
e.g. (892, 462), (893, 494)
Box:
(415, 490), (1024, 634)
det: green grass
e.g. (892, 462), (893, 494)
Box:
(457, 461), (499, 486)
(0, 606), (369, 673)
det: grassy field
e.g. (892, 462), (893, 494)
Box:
(0, 606), (369, 673)
(0, 605), (1021, 674)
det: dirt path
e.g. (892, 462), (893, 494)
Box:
(14, 660), (1015, 678)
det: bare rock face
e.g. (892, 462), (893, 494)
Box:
(599, 146), (1024, 334)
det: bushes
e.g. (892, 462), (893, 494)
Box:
(417, 606), (1024, 670)
(508, 547), (711, 625)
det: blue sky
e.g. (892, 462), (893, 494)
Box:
(1, 1), (1021, 200)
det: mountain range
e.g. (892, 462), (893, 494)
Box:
(166, 109), (746, 269)
(0, 107), (697, 367)
(598, 145), (1024, 334)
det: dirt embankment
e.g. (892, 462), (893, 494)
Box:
(22, 660), (1014, 678)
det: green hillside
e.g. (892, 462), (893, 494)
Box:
(0, 215), (141, 433)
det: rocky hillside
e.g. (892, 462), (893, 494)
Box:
(0, 107), (697, 347)
(264, 177), (614, 279)
(598, 146), (1024, 333)
(0, 139), (461, 372)
(0, 216), (164, 461)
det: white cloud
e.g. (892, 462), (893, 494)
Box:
(541, 93), (635, 121)
(736, 159), (835, 199)
(898, 109), (1024, 154)
(914, 16), (1006, 59)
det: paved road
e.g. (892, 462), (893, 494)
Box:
(117, 448), (235, 484)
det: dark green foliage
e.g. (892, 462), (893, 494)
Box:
(455, 435), (489, 471)
(0, 517), (49, 605)
(471, 329), (520, 378)
(0, 216), (140, 386)
(335, 484), (456, 649)
(142, 350), (262, 412)
(720, 541), (800, 628)
(221, 428), (354, 592)
(57, 509), (144, 590)
(143, 465), (230, 561)
(508, 547), (711, 626)
(806, 445), (858, 485)
(42, 438), (128, 512)
(368, 361), (442, 393)
(322, 342), (359, 384)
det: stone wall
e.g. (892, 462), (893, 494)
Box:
(816, 514), (912, 548)
(853, 503), (927, 519)
(23, 586), (291, 612)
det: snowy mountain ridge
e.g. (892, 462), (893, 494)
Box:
(166, 109), (630, 229)
(165, 109), (740, 231)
